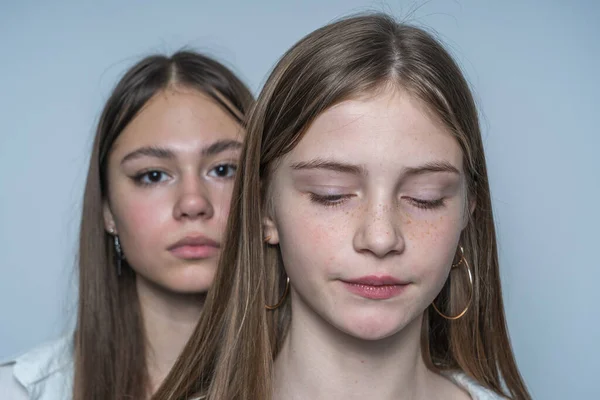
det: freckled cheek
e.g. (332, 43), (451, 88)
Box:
(401, 212), (461, 242)
(400, 214), (462, 275)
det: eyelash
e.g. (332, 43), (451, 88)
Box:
(132, 163), (238, 188)
(309, 193), (445, 210)
(405, 197), (445, 210)
(309, 193), (353, 207)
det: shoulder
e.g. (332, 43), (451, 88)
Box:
(0, 335), (74, 400)
(445, 371), (507, 400)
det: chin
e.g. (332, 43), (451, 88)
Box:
(336, 310), (417, 341)
(156, 268), (215, 295)
(133, 259), (216, 295)
(164, 276), (214, 294)
(342, 321), (404, 341)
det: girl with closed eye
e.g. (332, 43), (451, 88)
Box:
(157, 13), (531, 400)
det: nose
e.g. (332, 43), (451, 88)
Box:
(353, 201), (404, 258)
(173, 176), (214, 220)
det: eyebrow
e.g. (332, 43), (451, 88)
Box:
(121, 146), (175, 165)
(289, 158), (459, 177)
(403, 161), (460, 176)
(290, 159), (367, 176)
(201, 139), (243, 156)
(120, 139), (243, 165)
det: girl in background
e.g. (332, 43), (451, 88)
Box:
(0, 51), (253, 399)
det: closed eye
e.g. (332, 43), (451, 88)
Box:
(403, 197), (445, 210)
(309, 193), (354, 207)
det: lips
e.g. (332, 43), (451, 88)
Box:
(168, 235), (220, 260)
(344, 275), (406, 286)
(342, 275), (409, 300)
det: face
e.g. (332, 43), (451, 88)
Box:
(264, 89), (470, 340)
(103, 87), (243, 294)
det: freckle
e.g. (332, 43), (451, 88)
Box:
(360, 360), (364, 363)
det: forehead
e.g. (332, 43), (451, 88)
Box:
(284, 89), (463, 170)
(112, 88), (242, 154)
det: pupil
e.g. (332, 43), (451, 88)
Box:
(217, 166), (227, 176)
(149, 171), (161, 181)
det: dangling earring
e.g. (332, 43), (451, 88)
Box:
(110, 228), (124, 276)
(431, 246), (473, 320)
(265, 276), (290, 310)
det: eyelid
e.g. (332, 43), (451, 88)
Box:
(309, 193), (355, 207)
(207, 158), (239, 170)
(134, 168), (170, 176)
(310, 189), (347, 196)
(402, 196), (446, 210)
(305, 183), (356, 193)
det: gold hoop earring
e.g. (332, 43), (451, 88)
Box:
(265, 276), (290, 310)
(451, 247), (465, 268)
(431, 246), (473, 320)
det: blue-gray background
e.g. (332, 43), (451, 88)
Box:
(1, 1), (598, 398)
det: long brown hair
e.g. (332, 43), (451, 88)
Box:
(156, 13), (530, 400)
(74, 51), (253, 400)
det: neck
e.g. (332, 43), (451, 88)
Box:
(274, 297), (456, 400)
(136, 276), (205, 396)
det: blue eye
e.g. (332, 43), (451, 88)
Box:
(209, 164), (237, 178)
(134, 170), (170, 186)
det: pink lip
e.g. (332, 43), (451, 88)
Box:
(168, 235), (220, 260)
(342, 275), (409, 300)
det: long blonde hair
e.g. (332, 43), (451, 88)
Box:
(156, 13), (530, 400)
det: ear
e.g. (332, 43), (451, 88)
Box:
(462, 197), (476, 229)
(469, 197), (476, 216)
(103, 200), (116, 234)
(263, 214), (280, 245)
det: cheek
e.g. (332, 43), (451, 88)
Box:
(404, 214), (460, 242)
(110, 190), (173, 256)
(211, 185), (234, 232)
(278, 210), (327, 267)
(402, 212), (462, 277)
(275, 199), (346, 279)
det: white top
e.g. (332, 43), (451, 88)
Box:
(0, 336), (73, 400)
(446, 371), (507, 399)
(0, 337), (505, 400)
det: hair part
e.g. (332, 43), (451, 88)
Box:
(155, 13), (530, 400)
(74, 51), (253, 400)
